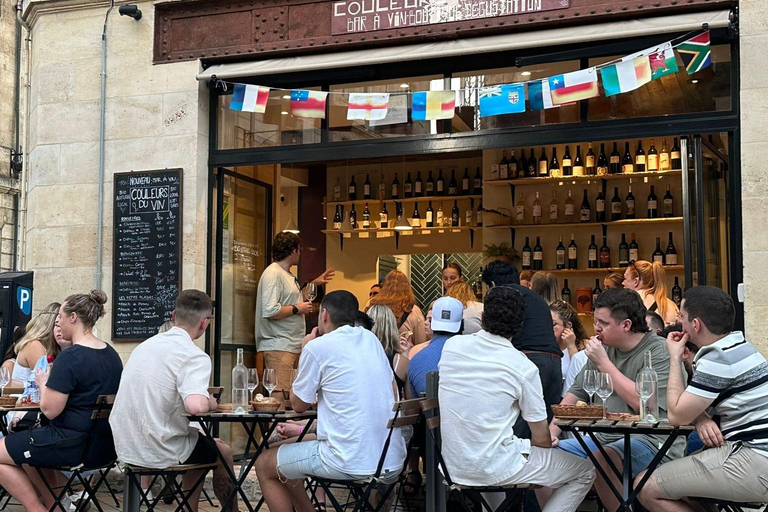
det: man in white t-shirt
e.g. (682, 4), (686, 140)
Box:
(255, 290), (406, 512)
(111, 290), (236, 512)
(255, 232), (334, 397)
(439, 286), (594, 512)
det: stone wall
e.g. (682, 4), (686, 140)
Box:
(22, 0), (209, 357)
(0, 0), (20, 271)
(739, 0), (768, 353)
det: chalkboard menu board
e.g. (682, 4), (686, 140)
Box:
(112, 169), (182, 341)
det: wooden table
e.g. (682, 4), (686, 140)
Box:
(556, 418), (694, 512)
(0, 404), (40, 436)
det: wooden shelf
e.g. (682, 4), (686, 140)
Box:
(484, 217), (683, 230)
(328, 195), (482, 207)
(485, 170), (682, 187)
(525, 266), (684, 275)
(322, 226), (478, 235)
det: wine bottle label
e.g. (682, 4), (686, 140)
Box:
(619, 251), (628, 264)
(597, 166), (608, 176)
(509, 164), (517, 175)
(491, 164), (499, 179)
(404, 183), (412, 193)
(534, 251), (543, 261)
(568, 247), (577, 259)
(563, 159), (572, 167)
(392, 185), (398, 197)
(648, 155), (659, 170)
(462, 179), (469, 190)
(653, 255), (664, 264)
(436, 211), (444, 223)
(500, 164), (508, 179)
(415, 182), (422, 193)
(473, 179), (482, 189)
(610, 156), (620, 164)
(660, 154), (670, 170)
(380, 213), (388, 222)
(333, 222), (341, 230)
(611, 202), (622, 214)
(636, 155), (646, 165)
(516, 206), (525, 221)
(666, 254), (678, 265)
(648, 200), (658, 210)
(437, 182), (444, 192)
(556, 251), (565, 265)
(465, 210), (473, 224)
(364, 185), (371, 195)
(539, 161), (548, 175)
(664, 199), (673, 215)
(426, 183), (434, 193)
(629, 248), (639, 261)
(596, 199), (605, 212)
(349, 186), (355, 194)
(379, 183), (385, 197)
(426, 212), (433, 223)
(573, 166), (584, 176)
(589, 249), (597, 261)
(449, 186), (458, 195)
(627, 200), (635, 214)
(549, 204), (558, 219)
(600, 252), (610, 265)
(622, 164), (634, 173)
(586, 156), (595, 168)
(565, 204), (575, 216)
(533, 205), (542, 217)
(580, 208), (590, 222)
(522, 253), (531, 267)
(476, 210), (483, 225)
(334, 186), (341, 200)
(671, 151), (681, 159)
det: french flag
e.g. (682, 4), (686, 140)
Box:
(229, 84), (270, 113)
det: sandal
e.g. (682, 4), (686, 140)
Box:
(315, 503), (327, 512)
(402, 471), (422, 496)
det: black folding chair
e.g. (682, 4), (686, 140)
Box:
(420, 397), (529, 512)
(123, 462), (218, 512)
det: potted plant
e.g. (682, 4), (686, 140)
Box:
(482, 242), (520, 265)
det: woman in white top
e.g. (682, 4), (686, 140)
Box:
(622, 260), (679, 325)
(446, 282), (483, 334)
(10, 302), (60, 387)
(550, 300), (590, 397)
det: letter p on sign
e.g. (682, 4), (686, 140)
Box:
(17, 286), (31, 316)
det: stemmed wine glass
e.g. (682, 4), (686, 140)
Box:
(0, 367), (9, 397)
(263, 368), (277, 398)
(583, 369), (598, 406)
(247, 368), (259, 401)
(305, 283), (317, 303)
(596, 373), (614, 420)
(635, 373), (655, 421)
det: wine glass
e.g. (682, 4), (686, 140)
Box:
(635, 374), (655, 422)
(0, 367), (9, 397)
(263, 369), (277, 398)
(247, 368), (259, 401)
(596, 373), (614, 420)
(583, 369), (598, 406)
(305, 283), (317, 302)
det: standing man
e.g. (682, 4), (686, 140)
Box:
(255, 232), (334, 398)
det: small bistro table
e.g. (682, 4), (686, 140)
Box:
(0, 404), (41, 436)
(556, 418), (695, 512)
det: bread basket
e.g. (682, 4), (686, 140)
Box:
(552, 404), (603, 419)
(251, 399), (281, 412)
(0, 396), (17, 407)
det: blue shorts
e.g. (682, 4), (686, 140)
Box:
(557, 437), (657, 478)
(277, 441), (359, 481)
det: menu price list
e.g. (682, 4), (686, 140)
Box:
(112, 169), (182, 341)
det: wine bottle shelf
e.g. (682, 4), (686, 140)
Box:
(328, 195), (482, 207)
(322, 226), (479, 235)
(524, 265), (684, 275)
(486, 170), (682, 187)
(485, 217), (683, 230)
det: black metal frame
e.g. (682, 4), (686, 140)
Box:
(123, 464), (217, 512)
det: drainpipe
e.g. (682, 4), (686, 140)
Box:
(15, 0), (31, 271)
(96, 1), (114, 290)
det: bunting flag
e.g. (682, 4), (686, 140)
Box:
(600, 56), (652, 97)
(290, 90), (329, 119)
(347, 93), (390, 121)
(528, 80), (556, 110)
(229, 84), (269, 113)
(647, 43), (679, 79)
(412, 91), (455, 121)
(677, 31), (712, 75)
(548, 68), (600, 105)
(478, 84), (526, 117)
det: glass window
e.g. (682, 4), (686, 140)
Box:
(588, 45), (732, 121)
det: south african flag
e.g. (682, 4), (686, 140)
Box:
(677, 31), (712, 75)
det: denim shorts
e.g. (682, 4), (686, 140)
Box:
(277, 441), (365, 482)
(557, 437), (657, 478)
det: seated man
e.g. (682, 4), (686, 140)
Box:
(439, 286), (595, 512)
(550, 288), (685, 512)
(407, 296), (463, 399)
(638, 286), (768, 511)
(110, 290), (237, 512)
(255, 291), (407, 512)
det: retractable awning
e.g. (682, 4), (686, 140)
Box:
(197, 9), (731, 81)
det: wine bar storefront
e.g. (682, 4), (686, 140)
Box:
(169, 1), (742, 391)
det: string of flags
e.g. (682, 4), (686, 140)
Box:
(225, 30), (712, 123)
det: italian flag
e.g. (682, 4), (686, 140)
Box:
(600, 56), (652, 97)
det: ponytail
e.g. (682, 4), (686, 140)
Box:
(650, 262), (669, 319)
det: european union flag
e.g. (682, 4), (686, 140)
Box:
(478, 84), (526, 118)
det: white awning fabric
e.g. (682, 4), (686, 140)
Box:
(197, 9), (731, 81)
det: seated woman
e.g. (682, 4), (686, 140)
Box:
(369, 270), (426, 347)
(0, 290), (123, 512)
(549, 300), (590, 398)
(10, 303), (60, 388)
(446, 282), (483, 335)
(367, 305), (409, 398)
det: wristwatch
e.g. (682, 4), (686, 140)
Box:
(292, 305), (299, 315)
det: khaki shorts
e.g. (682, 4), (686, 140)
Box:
(263, 350), (300, 397)
(654, 441), (768, 503)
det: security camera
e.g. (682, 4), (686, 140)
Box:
(118, 5), (142, 20)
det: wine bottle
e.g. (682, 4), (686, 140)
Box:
(436, 169), (445, 196)
(610, 187), (622, 221)
(522, 237), (533, 270)
(516, 191), (526, 225)
(476, 199), (483, 227)
(573, 145), (584, 176)
(619, 233), (629, 267)
(648, 139), (659, 172)
(549, 147), (560, 178)
(580, 189), (591, 223)
(622, 141), (634, 174)
(600, 235), (611, 268)
(518, 151), (528, 180)
(415, 171), (423, 197)
(499, 151), (509, 180)
(562, 146), (572, 176)
(533, 236), (544, 271)
(556, 236), (566, 270)
(436, 203), (444, 226)
(426, 170), (435, 195)
(549, 191), (559, 223)
(671, 137), (682, 170)
(363, 174), (372, 199)
(391, 174), (400, 199)
(465, 203), (473, 226)
(461, 167), (471, 194)
(232, 348), (248, 412)
(629, 233), (639, 262)
(567, 234), (578, 269)
(647, 185), (658, 219)
(378, 177), (385, 200)
(349, 203), (357, 229)
(395, 202), (403, 221)
(586, 143), (596, 176)
(538, 147), (548, 177)
(595, 189), (606, 222)
(404, 172), (413, 198)
(491, 155), (499, 180)
(532, 192), (543, 225)
(425, 201), (434, 228)
(527, 149), (537, 178)
(380, 203), (389, 228)
(562, 279), (572, 305)
(597, 143), (609, 176)
(451, 200), (459, 227)
(362, 203), (371, 228)
(660, 138), (670, 171)
(565, 190), (576, 223)
(665, 232), (678, 265)
(663, 185), (674, 217)
(609, 142), (621, 174)
(509, 150), (518, 179)
(672, 277), (683, 307)
(625, 183), (636, 219)
(588, 235), (598, 269)
(411, 203), (421, 228)
(334, 177), (341, 201)
(635, 141), (646, 173)
(333, 206), (342, 230)
(448, 168), (458, 196)
(349, 175), (357, 200)
(592, 279), (602, 310)
(473, 167), (482, 194)
(652, 237), (664, 264)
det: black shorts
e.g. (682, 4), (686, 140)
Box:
(5, 426), (87, 468)
(182, 435), (218, 465)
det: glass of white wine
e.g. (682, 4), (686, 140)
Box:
(596, 373), (614, 420)
(583, 369), (598, 406)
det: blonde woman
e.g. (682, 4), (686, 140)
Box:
(446, 282), (483, 334)
(530, 271), (561, 304)
(623, 260), (679, 324)
(11, 302), (60, 387)
(367, 305), (409, 396)
(369, 270), (426, 347)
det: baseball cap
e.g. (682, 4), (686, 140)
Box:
(430, 297), (464, 333)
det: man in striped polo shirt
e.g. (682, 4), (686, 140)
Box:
(638, 286), (768, 511)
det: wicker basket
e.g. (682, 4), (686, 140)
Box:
(0, 396), (17, 407)
(251, 400), (281, 412)
(552, 404), (604, 419)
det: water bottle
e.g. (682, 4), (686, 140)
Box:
(28, 382), (40, 404)
(639, 351), (659, 421)
(231, 348), (248, 414)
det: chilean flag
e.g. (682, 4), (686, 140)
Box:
(290, 90), (329, 119)
(548, 68), (600, 105)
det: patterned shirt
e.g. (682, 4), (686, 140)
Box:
(687, 331), (768, 456)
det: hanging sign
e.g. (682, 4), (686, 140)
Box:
(332, 0), (570, 35)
